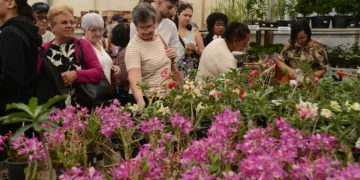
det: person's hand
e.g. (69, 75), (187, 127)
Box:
(165, 48), (177, 60)
(261, 65), (275, 77)
(137, 99), (146, 109)
(186, 42), (197, 51)
(289, 68), (300, 79)
(112, 65), (121, 77)
(61, 71), (77, 87)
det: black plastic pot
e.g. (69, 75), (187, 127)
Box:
(86, 151), (104, 167)
(253, 20), (265, 26)
(311, 16), (332, 28)
(267, 22), (276, 28)
(332, 15), (350, 28)
(244, 20), (253, 25)
(348, 21), (358, 28)
(259, 22), (268, 27)
(353, 148), (360, 162)
(6, 158), (28, 180)
(276, 20), (287, 27)
(287, 20), (297, 27)
(297, 17), (311, 24)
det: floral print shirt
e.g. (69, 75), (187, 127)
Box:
(114, 47), (129, 91)
(279, 39), (329, 71)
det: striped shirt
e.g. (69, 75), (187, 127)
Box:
(125, 34), (171, 95)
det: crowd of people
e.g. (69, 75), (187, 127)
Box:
(0, 0), (329, 133)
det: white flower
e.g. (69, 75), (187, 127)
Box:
(290, 80), (298, 87)
(330, 101), (342, 112)
(129, 104), (140, 113)
(350, 103), (360, 111)
(209, 90), (217, 97)
(163, 107), (170, 115)
(183, 80), (195, 90)
(357, 68), (360, 74)
(320, 109), (333, 119)
(232, 89), (240, 95)
(271, 99), (282, 106)
(196, 102), (205, 113)
(356, 137), (360, 150)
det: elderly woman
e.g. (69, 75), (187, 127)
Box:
(81, 13), (120, 84)
(276, 20), (328, 79)
(37, 4), (104, 104)
(203, 12), (228, 47)
(125, 3), (179, 107)
(196, 22), (250, 81)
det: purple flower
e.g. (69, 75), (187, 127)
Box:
(11, 136), (46, 163)
(59, 166), (104, 180)
(169, 113), (193, 134)
(179, 166), (215, 180)
(138, 117), (165, 134)
(331, 163), (360, 180)
(0, 135), (7, 151)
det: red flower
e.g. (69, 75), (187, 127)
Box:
(161, 68), (170, 79)
(313, 77), (320, 83)
(250, 70), (259, 77)
(240, 90), (246, 100)
(166, 79), (175, 89)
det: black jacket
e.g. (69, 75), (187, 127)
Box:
(0, 16), (42, 115)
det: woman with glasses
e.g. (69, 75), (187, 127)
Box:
(126, 3), (181, 107)
(263, 20), (328, 82)
(82, 13), (120, 84)
(37, 4), (104, 105)
(203, 12), (228, 47)
(32, 2), (55, 43)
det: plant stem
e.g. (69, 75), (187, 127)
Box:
(39, 132), (52, 180)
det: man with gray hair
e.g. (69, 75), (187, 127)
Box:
(130, 0), (179, 60)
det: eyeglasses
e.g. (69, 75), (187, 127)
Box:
(55, 20), (76, 26)
(89, 28), (105, 33)
(36, 15), (48, 21)
(137, 25), (155, 32)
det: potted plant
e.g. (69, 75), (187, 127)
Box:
(332, 0), (352, 28)
(347, 0), (360, 28)
(287, 0), (298, 26)
(273, 0), (288, 27)
(211, 0), (246, 24)
(295, 0), (313, 24)
(245, 0), (268, 26)
(311, 0), (333, 28)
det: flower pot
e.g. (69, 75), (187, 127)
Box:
(87, 151), (103, 167)
(297, 17), (311, 24)
(349, 65), (357, 69)
(311, 16), (332, 28)
(332, 15), (350, 28)
(244, 20), (253, 25)
(287, 20), (297, 27)
(253, 20), (265, 27)
(194, 120), (212, 140)
(6, 158), (28, 180)
(276, 20), (287, 27)
(353, 148), (360, 162)
(267, 22), (276, 28)
(348, 21), (358, 28)
(259, 21), (268, 27)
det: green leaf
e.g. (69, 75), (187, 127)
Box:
(1, 118), (32, 125)
(6, 103), (33, 117)
(85, 138), (95, 146)
(141, 158), (150, 174)
(33, 122), (41, 132)
(42, 120), (60, 128)
(28, 98), (38, 114)
(11, 124), (33, 140)
(41, 95), (67, 111)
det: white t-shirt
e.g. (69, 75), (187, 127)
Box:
(42, 31), (55, 43)
(93, 43), (113, 84)
(130, 18), (179, 58)
(196, 39), (237, 82)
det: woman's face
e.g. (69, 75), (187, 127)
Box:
(0, 0), (14, 19)
(178, 8), (192, 27)
(136, 19), (155, 41)
(85, 27), (104, 44)
(296, 30), (308, 47)
(232, 33), (251, 52)
(51, 12), (75, 41)
(35, 11), (49, 32)
(213, 20), (225, 36)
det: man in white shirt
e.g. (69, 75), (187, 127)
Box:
(130, 0), (179, 60)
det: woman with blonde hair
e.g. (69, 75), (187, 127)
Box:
(37, 4), (104, 106)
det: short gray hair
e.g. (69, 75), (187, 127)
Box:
(81, 13), (104, 30)
(132, 3), (156, 25)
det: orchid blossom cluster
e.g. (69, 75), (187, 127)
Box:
(11, 135), (46, 163)
(296, 98), (319, 120)
(59, 166), (104, 180)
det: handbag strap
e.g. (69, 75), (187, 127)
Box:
(179, 35), (186, 48)
(77, 39), (85, 69)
